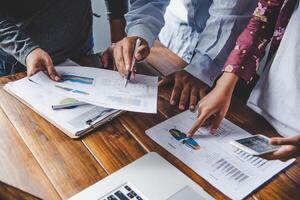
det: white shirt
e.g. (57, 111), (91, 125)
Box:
(247, 2), (300, 137)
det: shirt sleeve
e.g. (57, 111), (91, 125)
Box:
(185, 0), (258, 87)
(125, 0), (170, 47)
(104, 0), (128, 20)
(0, 13), (39, 65)
(222, 0), (285, 82)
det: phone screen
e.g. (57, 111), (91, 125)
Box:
(236, 136), (279, 154)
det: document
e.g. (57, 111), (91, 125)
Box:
(5, 77), (121, 138)
(146, 111), (295, 200)
(29, 66), (158, 113)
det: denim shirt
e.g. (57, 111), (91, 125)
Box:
(125, 0), (258, 86)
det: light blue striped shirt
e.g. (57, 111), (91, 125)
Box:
(125, 0), (258, 86)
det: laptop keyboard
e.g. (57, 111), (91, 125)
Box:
(100, 184), (144, 200)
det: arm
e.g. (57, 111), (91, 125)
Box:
(111, 0), (170, 77)
(223, 0), (286, 82)
(125, 0), (170, 47)
(0, 13), (38, 65)
(0, 13), (59, 80)
(188, 0), (287, 136)
(185, 0), (258, 87)
(104, 0), (128, 43)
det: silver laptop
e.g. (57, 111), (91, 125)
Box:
(69, 152), (214, 200)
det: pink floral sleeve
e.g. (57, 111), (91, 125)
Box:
(222, 0), (295, 83)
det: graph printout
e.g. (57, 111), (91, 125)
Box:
(29, 66), (158, 113)
(146, 111), (294, 200)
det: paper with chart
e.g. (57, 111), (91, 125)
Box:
(29, 66), (158, 113)
(4, 77), (120, 137)
(146, 111), (295, 200)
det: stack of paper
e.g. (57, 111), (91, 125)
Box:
(146, 111), (295, 200)
(4, 66), (158, 138)
(5, 77), (122, 138)
(29, 66), (158, 113)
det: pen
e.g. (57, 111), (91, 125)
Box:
(124, 38), (142, 88)
(52, 101), (88, 110)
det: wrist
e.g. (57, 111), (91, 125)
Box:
(216, 72), (239, 93)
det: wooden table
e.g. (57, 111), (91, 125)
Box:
(0, 43), (299, 200)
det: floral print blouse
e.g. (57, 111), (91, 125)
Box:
(223, 0), (298, 83)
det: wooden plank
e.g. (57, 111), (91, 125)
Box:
(0, 86), (108, 199)
(82, 119), (147, 174)
(0, 181), (40, 200)
(250, 175), (300, 200)
(0, 108), (60, 200)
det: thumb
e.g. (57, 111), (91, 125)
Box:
(270, 136), (300, 146)
(45, 59), (60, 81)
(158, 75), (173, 87)
(210, 114), (224, 135)
(135, 44), (150, 61)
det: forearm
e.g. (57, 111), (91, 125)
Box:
(0, 14), (38, 65)
(104, 0), (128, 43)
(104, 0), (128, 20)
(109, 19), (126, 43)
(223, 0), (286, 82)
(216, 73), (239, 94)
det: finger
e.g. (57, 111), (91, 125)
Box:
(135, 44), (149, 61)
(189, 87), (198, 111)
(45, 60), (60, 81)
(269, 136), (300, 146)
(101, 52), (109, 68)
(199, 88), (206, 99)
(262, 147), (292, 160)
(202, 115), (214, 127)
(123, 39), (135, 71)
(210, 114), (224, 135)
(114, 44), (126, 77)
(179, 85), (191, 111)
(158, 75), (173, 87)
(187, 111), (211, 137)
(170, 81), (182, 106)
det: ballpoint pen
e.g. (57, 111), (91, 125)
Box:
(51, 101), (88, 110)
(124, 38), (142, 88)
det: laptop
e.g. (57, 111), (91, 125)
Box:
(69, 152), (214, 200)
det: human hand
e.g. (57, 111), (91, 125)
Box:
(101, 44), (115, 70)
(25, 48), (60, 81)
(187, 73), (238, 137)
(159, 70), (208, 111)
(113, 36), (150, 77)
(262, 135), (300, 161)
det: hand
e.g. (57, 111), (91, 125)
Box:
(262, 135), (300, 161)
(113, 36), (150, 77)
(159, 71), (208, 111)
(187, 73), (238, 137)
(25, 48), (60, 81)
(101, 44), (115, 69)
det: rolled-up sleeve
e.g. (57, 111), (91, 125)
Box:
(0, 13), (39, 65)
(185, 0), (258, 86)
(125, 0), (170, 47)
(104, 0), (128, 20)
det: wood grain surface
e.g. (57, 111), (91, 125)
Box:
(0, 42), (299, 200)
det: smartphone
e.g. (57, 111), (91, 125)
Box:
(230, 134), (280, 156)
